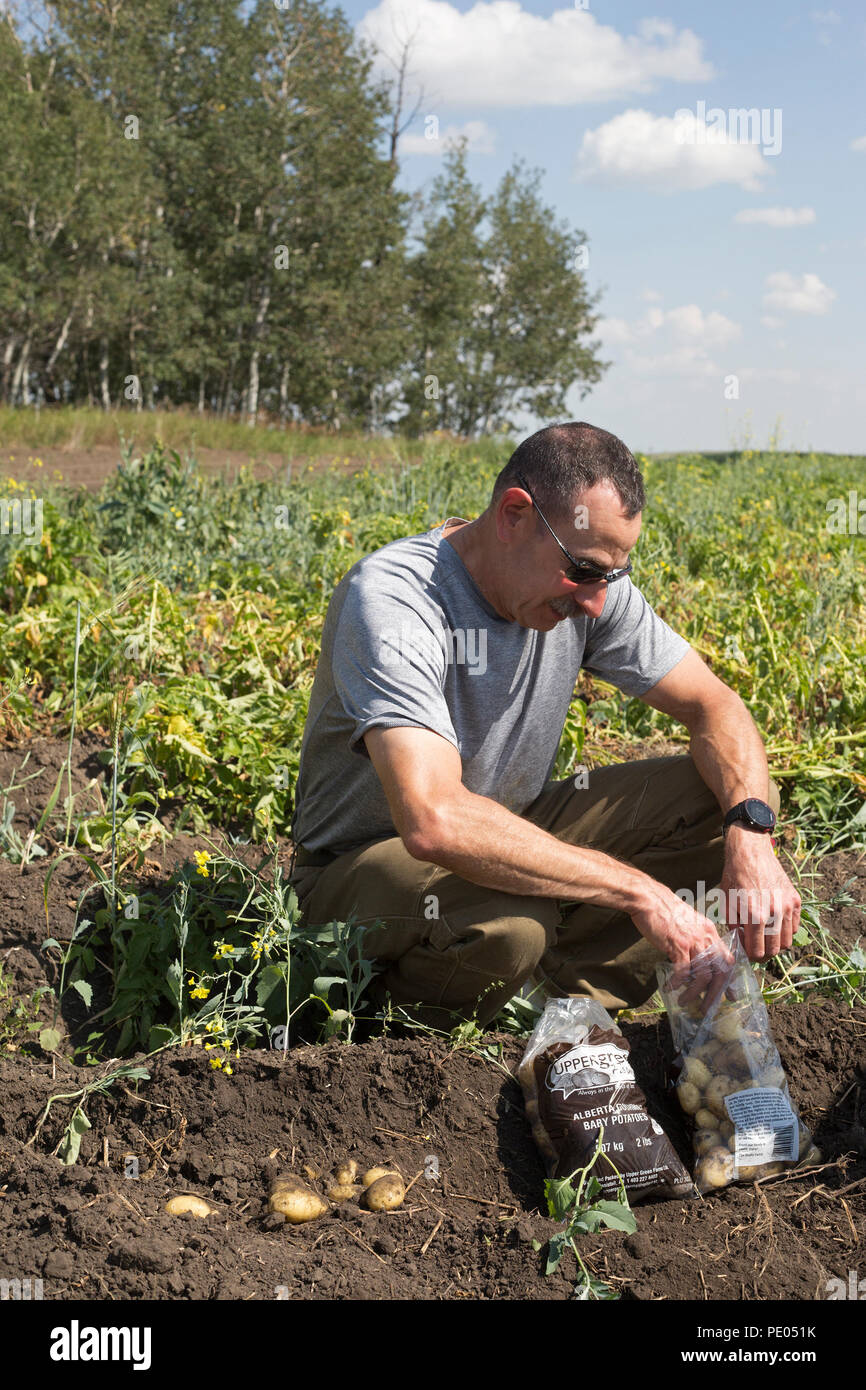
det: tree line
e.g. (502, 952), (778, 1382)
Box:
(1, 0), (607, 435)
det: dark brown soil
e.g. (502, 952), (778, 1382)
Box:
(0, 1000), (863, 1302)
(1, 734), (865, 1301)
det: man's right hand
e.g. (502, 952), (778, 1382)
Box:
(631, 883), (734, 1008)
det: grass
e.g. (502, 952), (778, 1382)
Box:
(0, 404), (441, 463)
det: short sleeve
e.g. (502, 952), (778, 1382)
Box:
(331, 573), (460, 756)
(581, 578), (690, 696)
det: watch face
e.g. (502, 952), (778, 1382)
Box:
(744, 798), (775, 828)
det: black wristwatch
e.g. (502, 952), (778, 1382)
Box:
(723, 798), (776, 835)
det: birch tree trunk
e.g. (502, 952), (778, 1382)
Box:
(99, 336), (111, 409)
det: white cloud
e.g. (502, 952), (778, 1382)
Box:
(851, 135), (866, 152)
(400, 119), (496, 155)
(734, 206), (816, 227)
(760, 315), (783, 330)
(763, 271), (836, 316)
(596, 300), (741, 378)
(574, 109), (768, 191)
(356, 0), (712, 107)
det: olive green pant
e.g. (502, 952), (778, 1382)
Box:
(290, 756), (781, 1029)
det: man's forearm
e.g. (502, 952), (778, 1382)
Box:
(411, 784), (661, 916)
(686, 693), (773, 815)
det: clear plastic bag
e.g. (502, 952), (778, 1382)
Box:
(518, 996), (697, 1203)
(656, 929), (821, 1194)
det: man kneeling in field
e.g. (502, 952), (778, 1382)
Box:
(289, 422), (800, 1028)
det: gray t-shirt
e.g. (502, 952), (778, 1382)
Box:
(292, 519), (690, 854)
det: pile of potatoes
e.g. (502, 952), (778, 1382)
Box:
(674, 1002), (820, 1192)
(267, 1160), (405, 1224)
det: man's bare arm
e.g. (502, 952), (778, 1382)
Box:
(363, 724), (732, 973)
(638, 648), (801, 957)
(638, 649), (772, 811)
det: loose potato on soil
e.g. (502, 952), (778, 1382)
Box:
(362, 1174), (405, 1211)
(334, 1159), (358, 1186)
(268, 1175), (328, 1224)
(361, 1166), (401, 1188)
(327, 1182), (362, 1203)
(165, 1194), (212, 1218)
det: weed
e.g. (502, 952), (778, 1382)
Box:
(534, 1127), (637, 1300)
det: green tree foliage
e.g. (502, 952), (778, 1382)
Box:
(0, 3), (607, 432)
(400, 141), (606, 437)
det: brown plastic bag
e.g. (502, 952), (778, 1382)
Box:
(518, 997), (697, 1203)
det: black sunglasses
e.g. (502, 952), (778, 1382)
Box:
(515, 473), (633, 587)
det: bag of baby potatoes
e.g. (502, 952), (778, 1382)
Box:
(656, 929), (821, 1194)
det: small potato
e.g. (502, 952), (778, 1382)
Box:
(327, 1182), (362, 1203)
(681, 1056), (712, 1091)
(362, 1174), (405, 1212)
(334, 1159), (358, 1187)
(165, 1194), (212, 1218)
(696, 1145), (734, 1190)
(715, 1042), (763, 1079)
(719, 1119), (735, 1142)
(676, 1081), (703, 1115)
(268, 1175), (328, 1224)
(735, 1164), (761, 1181)
(798, 1145), (823, 1168)
(712, 1011), (749, 1044)
(704, 1075), (736, 1119)
(361, 1166), (400, 1189)
(694, 1129), (720, 1157)
(695, 1107), (720, 1131)
(692, 1040), (721, 1065)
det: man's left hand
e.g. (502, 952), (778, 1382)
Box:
(719, 829), (801, 960)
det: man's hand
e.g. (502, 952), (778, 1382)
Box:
(630, 882), (734, 1008)
(719, 827), (800, 959)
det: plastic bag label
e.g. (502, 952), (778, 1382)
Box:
(546, 1042), (635, 1097)
(725, 1087), (798, 1164)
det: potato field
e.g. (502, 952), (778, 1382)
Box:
(0, 434), (864, 1305)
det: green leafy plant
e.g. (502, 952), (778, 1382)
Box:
(534, 1127), (637, 1300)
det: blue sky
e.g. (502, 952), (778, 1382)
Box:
(341, 0), (865, 452)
